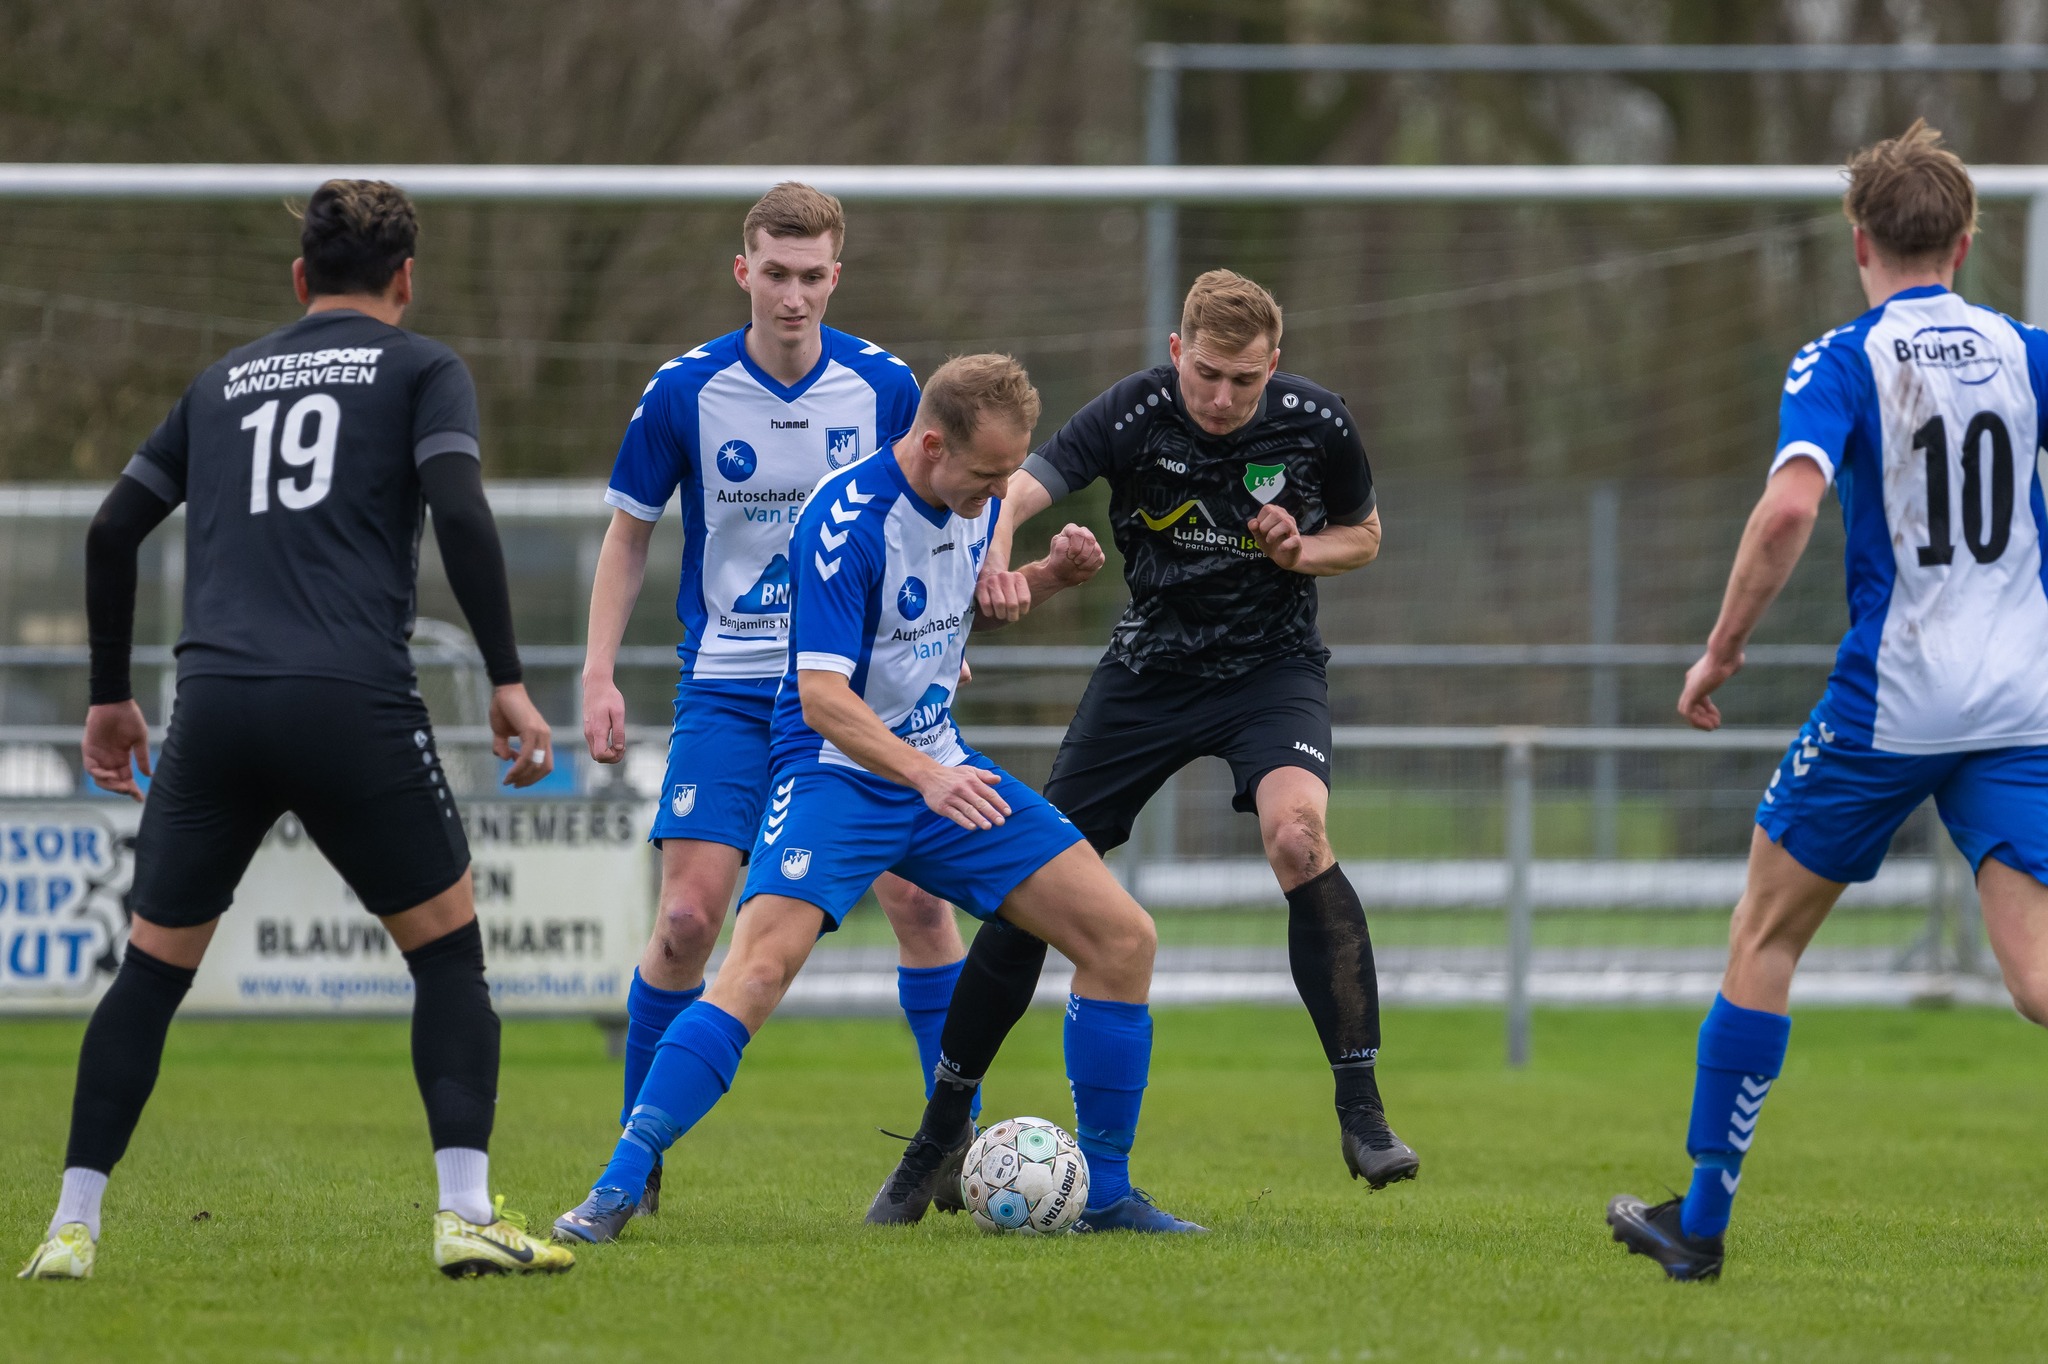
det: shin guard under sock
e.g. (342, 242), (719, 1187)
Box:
(1064, 995), (1152, 1211)
(64, 943), (195, 1174)
(403, 920), (500, 1152)
(920, 917), (1047, 1137)
(898, 959), (979, 1119)
(1679, 993), (1791, 1240)
(1285, 864), (1385, 1110)
(600, 1001), (751, 1197)
(620, 969), (703, 1126)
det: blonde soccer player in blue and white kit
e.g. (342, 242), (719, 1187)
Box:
(571, 184), (969, 1230)
(556, 355), (1203, 1241)
(1609, 122), (2048, 1282)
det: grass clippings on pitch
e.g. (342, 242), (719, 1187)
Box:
(6, 1005), (2048, 1362)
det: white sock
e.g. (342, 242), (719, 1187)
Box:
(434, 1147), (493, 1224)
(50, 1167), (108, 1240)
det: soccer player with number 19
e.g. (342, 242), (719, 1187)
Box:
(1609, 122), (2048, 1281)
(19, 181), (570, 1281)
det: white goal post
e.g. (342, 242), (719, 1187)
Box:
(5, 161), (2048, 328)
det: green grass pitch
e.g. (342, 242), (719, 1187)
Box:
(7, 1005), (2047, 1362)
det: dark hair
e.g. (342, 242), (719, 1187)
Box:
(1843, 119), (1978, 265)
(296, 179), (418, 296)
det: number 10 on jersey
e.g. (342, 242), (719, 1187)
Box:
(242, 395), (340, 514)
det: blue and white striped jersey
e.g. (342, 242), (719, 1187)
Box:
(1776, 284), (2048, 753)
(603, 325), (919, 679)
(769, 451), (997, 773)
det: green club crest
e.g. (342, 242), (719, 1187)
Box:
(1244, 462), (1287, 504)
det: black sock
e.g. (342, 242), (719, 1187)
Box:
(920, 916), (1048, 1137)
(403, 920), (499, 1151)
(1285, 864), (1385, 1113)
(65, 943), (196, 1173)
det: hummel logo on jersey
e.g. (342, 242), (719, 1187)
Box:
(770, 418), (809, 429)
(1293, 740), (1326, 764)
(930, 541), (955, 557)
(780, 847), (813, 880)
(813, 479), (871, 582)
(670, 784), (697, 818)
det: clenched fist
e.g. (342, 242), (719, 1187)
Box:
(1045, 523), (1106, 587)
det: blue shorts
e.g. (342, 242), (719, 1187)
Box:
(1756, 709), (2048, 884)
(647, 676), (782, 854)
(738, 757), (1086, 930)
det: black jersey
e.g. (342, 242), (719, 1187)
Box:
(121, 309), (481, 692)
(1022, 365), (1374, 678)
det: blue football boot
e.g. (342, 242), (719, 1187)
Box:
(1073, 1188), (1207, 1234)
(551, 1186), (638, 1245)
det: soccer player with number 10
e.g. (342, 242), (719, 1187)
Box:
(1609, 121), (2048, 1282)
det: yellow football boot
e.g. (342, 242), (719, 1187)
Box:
(433, 1195), (575, 1278)
(18, 1222), (94, 1280)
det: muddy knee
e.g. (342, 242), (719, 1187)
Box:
(1265, 807), (1333, 887)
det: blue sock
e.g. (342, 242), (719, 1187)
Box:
(1679, 993), (1791, 1239)
(596, 1001), (751, 1199)
(1064, 995), (1151, 1212)
(897, 959), (979, 1119)
(620, 970), (703, 1127)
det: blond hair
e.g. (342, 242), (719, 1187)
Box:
(1179, 269), (1283, 352)
(741, 181), (846, 255)
(917, 354), (1041, 446)
(1843, 119), (1978, 265)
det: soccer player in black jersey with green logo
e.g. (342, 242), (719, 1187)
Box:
(869, 270), (1415, 1223)
(18, 181), (573, 1282)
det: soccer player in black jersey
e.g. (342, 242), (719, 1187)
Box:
(869, 270), (1415, 1223)
(17, 181), (573, 1281)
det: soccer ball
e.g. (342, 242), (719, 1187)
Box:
(960, 1116), (1089, 1235)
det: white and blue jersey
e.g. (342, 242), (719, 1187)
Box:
(769, 452), (993, 773)
(739, 452), (1083, 925)
(1759, 284), (2048, 885)
(603, 325), (918, 850)
(606, 325), (920, 681)
(1778, 284), (2048, 754)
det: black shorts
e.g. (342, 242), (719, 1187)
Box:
(131, 675), (471, 927)
(1042, 654), (1333, 852)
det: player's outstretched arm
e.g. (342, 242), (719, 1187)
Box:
(82, 476), (175, 800)
(972, 524), (1106, 632)
(418, 452), (553, 785)
(1248, 505), (1381, 576)
(974, 469), (1056, 621)
(1679, 459), (1828, 731)
(579, 509), (658, 763)
(795, 670), (1011, 830)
